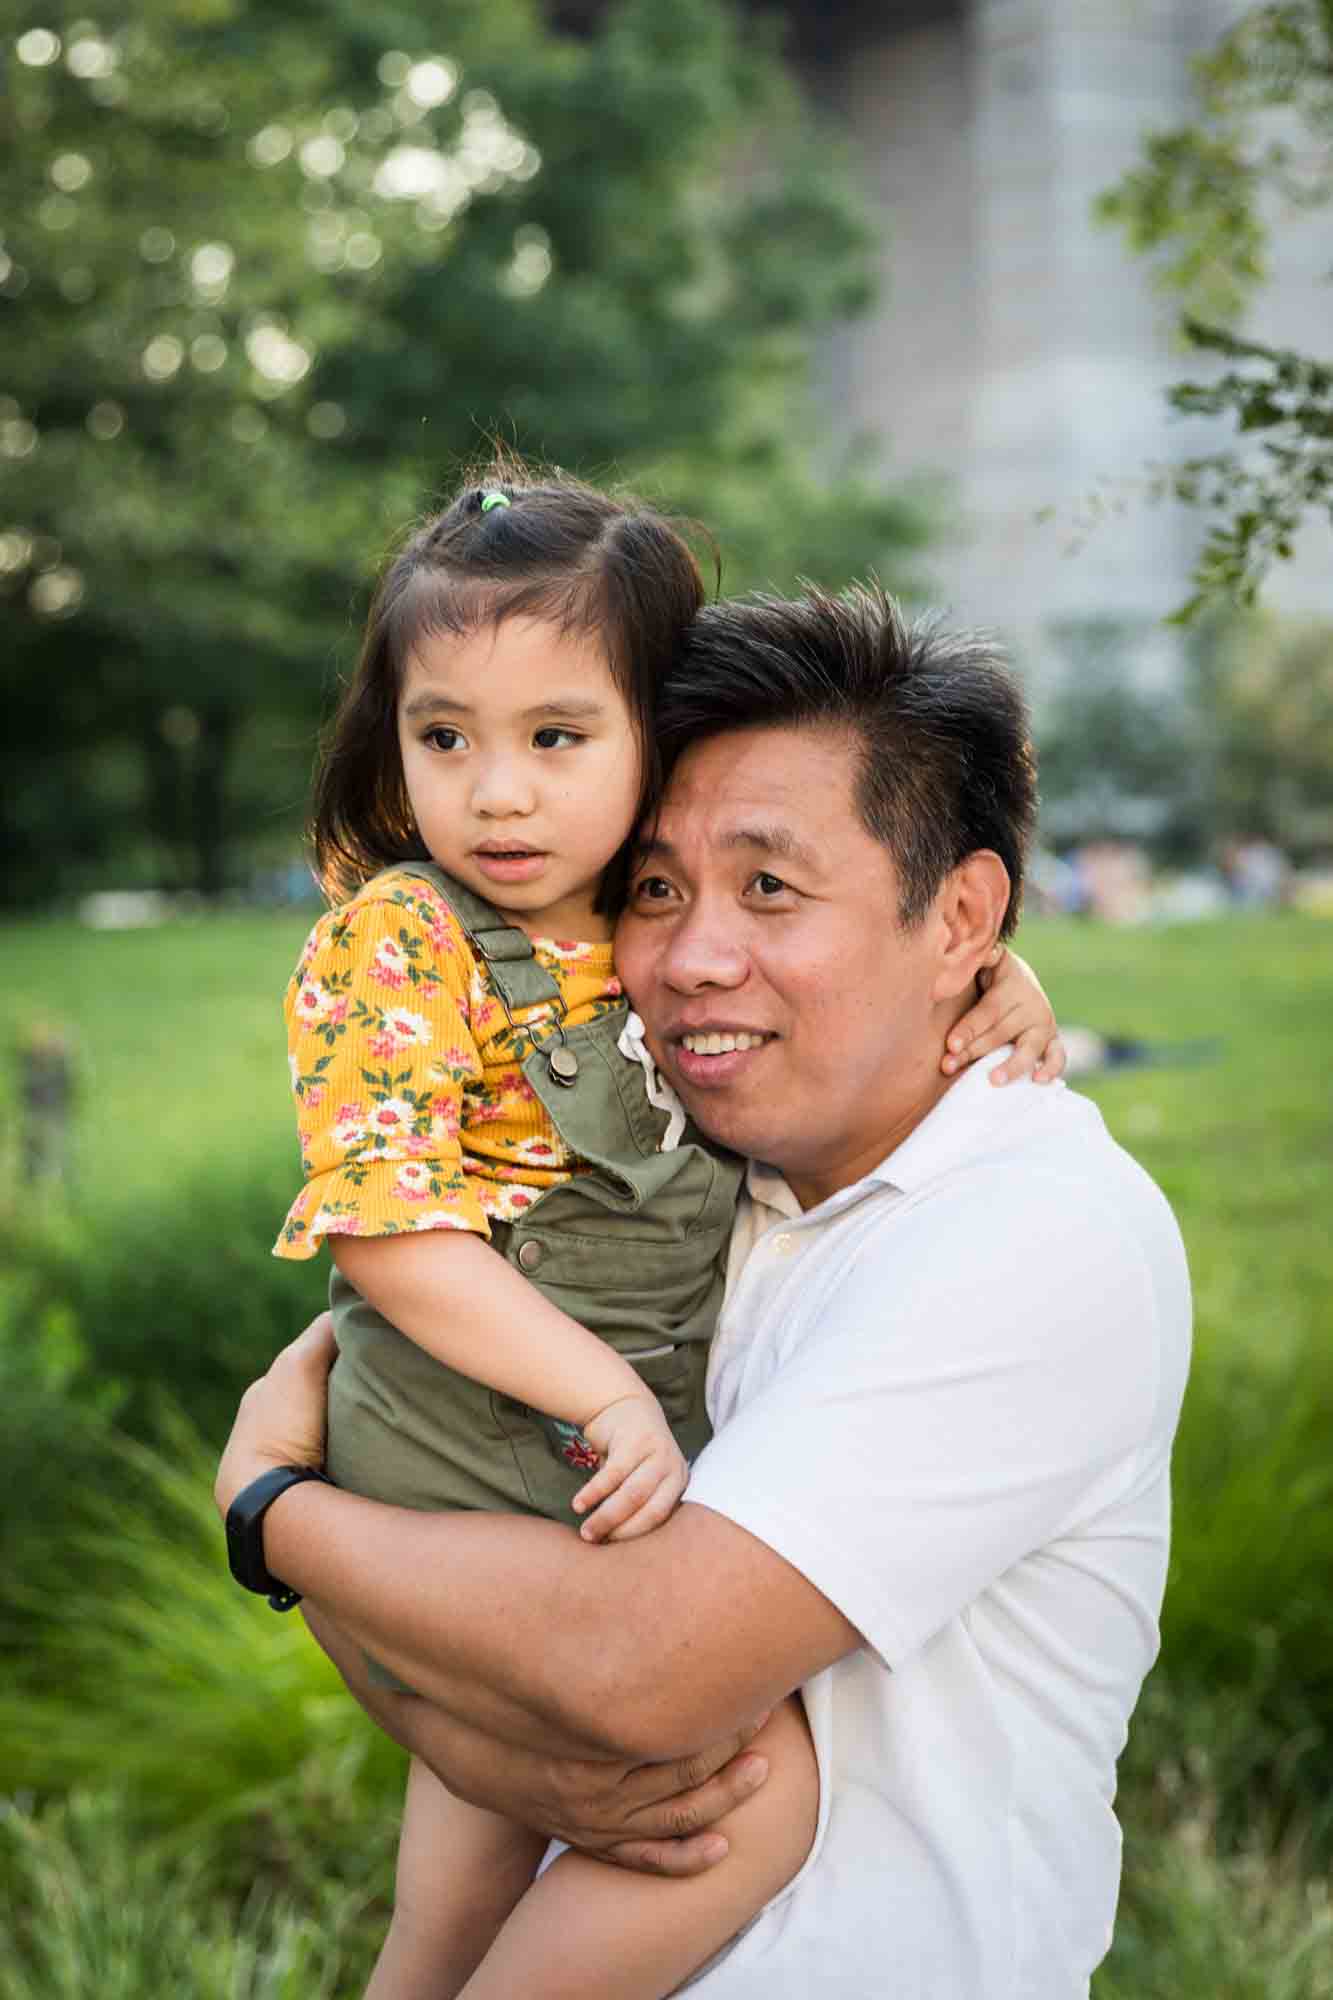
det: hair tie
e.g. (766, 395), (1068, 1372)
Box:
(480, 491), (511, 513)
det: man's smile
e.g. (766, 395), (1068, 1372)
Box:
(678, 1030), (770, 1054)
(663, 1022), (777, 1088)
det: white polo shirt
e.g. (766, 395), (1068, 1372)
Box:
(685, 1056), (1191, 1998)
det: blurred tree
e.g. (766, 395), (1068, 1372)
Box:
(0, 0), (931, 903)
(1035, 612), (1333, 860)
(1189, 613), (1333, 851)
(1034, 620), (1208, 857)
(1097, 1), (1332, 617)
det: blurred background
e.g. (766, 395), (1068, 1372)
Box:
(2, 2), (1330, 1993)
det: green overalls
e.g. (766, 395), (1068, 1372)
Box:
(325, 864), (743, 1537)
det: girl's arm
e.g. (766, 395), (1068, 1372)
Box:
(942, 946), (1067, 1087)
(331, 1232), (686, 1543)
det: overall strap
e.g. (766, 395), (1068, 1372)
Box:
(393, 862), (562, 1013)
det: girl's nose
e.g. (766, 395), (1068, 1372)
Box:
(471, 755), (535, 818)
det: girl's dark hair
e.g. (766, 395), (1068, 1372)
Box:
(313, 457), (707, 906)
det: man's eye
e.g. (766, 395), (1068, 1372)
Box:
(424, 727), (464, 752)
(752, 872), (788, 897)
(533, 727), (582, 750)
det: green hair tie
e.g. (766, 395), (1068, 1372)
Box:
(480, 491), (511, 512)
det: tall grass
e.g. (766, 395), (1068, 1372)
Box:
(3, 907), (1331, 1992)
(1, 1792), (383, 1999)
(0, 1415), (403, 1839)
(1098, 1821), (1333, 2000)
(0, 1419), (402, 1991)
(1133, 1325), (1333, 1858)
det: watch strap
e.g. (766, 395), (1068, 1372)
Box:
(225, 1462), (331, 1611)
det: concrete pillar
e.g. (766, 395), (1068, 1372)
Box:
(810, 0), (1294, 684)
(964, 0), (1226, 668)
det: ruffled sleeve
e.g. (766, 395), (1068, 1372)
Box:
(274, 883), (491, 1258)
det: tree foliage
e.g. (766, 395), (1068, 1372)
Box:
(1035, 609), (1333, 858)
(1097, 1), (1333, 616)
(0, 0), (931, 902)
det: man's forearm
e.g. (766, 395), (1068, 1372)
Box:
(260, 1475), (852, 1762)
(304, 1594), (613, 1764)
(218, 1319), (859, 1762)
(303, 1603), (774, 1877)
(268, 1482), (623, 1755)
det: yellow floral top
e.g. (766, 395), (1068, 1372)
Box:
(274, 870), (624, 1258)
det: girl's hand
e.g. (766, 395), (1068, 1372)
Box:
(942, 946), (1067, 1088)
(572, 1395), (689, 1545)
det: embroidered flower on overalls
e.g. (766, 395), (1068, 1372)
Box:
(547, 1418), (600, 1470)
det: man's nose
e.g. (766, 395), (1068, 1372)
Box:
(471, 754), (535, 818)
(658, 902), (749, 991)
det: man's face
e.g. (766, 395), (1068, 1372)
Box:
(617, 725), (955, 1208)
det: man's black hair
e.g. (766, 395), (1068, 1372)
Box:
(656, 584), (1038, 938)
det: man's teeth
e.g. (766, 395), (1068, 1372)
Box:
(680, 1031), (766, 1055)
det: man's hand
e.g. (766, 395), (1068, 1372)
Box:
(304, 1602), (771, 1877)
(214, 1313), (336, 1517)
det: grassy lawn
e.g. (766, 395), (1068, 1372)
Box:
(1, 907), (1330, 1995)
(4, 907), (1330, 1357)
(1, 907), (315, 1214)
(1015, 913), (1333, 1375)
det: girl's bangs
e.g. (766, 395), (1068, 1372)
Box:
(385, 564), (614, 681)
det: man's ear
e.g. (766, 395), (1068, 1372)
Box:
(931, 850), (1011, 1002)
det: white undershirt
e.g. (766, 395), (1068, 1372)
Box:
(683, 1055), (1191, 1998)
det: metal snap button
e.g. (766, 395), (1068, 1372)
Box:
(517, 1239), (544, 1272)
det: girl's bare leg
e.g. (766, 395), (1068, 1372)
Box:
(365, 1754), (547, 2000)
(457, 1695), (817, 2000)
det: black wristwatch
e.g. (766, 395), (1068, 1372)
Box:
(224, 1463), (332, 1611)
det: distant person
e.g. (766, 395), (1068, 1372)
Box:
(1224, 836), (1289, 908)
(258, 471), (1062, 1999)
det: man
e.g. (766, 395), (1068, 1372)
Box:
(218, 587), (1190, 1995)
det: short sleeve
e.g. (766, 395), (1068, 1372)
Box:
(274, 885), (490, 1258)
(686, 1174), (1163, 1670)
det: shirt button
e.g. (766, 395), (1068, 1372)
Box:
(772, 1233), (796, 1257)
(517, 1239), (544, 1272)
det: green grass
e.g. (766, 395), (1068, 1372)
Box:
(5, 904), (1329, 1305)
(1, 907), (1330, 1992)
(1, 1790), (387, 1999)
(0, 908), (315, 1215)
(0, 907), (329, 1446)
(1014, 913), (1333, 1376)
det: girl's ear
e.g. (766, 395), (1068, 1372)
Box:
(930, 851), (1011, 1003)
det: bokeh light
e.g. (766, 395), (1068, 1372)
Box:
(86, 401), (124, 440)
(16, 28), (60, 66)
(142, 334), (184, 381)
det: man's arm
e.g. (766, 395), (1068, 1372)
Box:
(304, 1602), (774, 1874)
(216, 1320), (860, 1764)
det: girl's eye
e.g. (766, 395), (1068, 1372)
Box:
(533, 726), (582, 750)
(424, 726), (464, 752)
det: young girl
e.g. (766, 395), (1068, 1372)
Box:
(276, 467), (1062, 2000)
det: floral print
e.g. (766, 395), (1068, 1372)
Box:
(275, 872), (623, 1258)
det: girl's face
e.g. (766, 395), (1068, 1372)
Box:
(396, 615), (643, 941)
